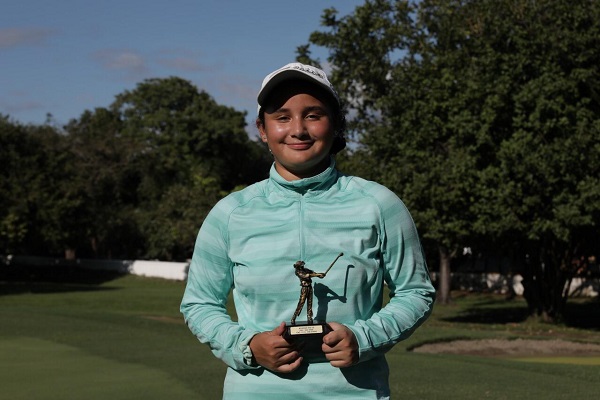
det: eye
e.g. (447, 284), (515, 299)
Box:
(306, 111), (326, 120)
(304, 106), (328, 121)
(276, 115), (291, 122)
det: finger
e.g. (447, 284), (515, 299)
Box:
(321, 340), (344, 355)
(323, 345), (358, 367)
(321, 343), (336, 355)
(328, 358), (354, 368)
(323, 330), (343, 347)
(274, 356), (303, 374)
(327, 321), (344, 332)
(278, 349), (302, 365)
(324, 322), (353, 344)
(270, 338), (298, 353)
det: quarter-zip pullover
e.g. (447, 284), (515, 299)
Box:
(181, 158), (435, 399)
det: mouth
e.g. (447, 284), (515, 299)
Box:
(286, 142), (314, 150)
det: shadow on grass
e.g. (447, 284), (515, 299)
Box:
(0, 264), (124, 295)
(443, 304), (530, 324)
(441, 294), (600, 330)
(564, 299), (600, 330)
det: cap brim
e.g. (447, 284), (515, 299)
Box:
(257, 70), (334, 107)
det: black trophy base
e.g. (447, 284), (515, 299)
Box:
(284, 321), (331, 359)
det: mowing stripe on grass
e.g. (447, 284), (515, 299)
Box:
(0, 337), (198, 400)
(510, 356), (600, 366)
(2, 276), (599, 399)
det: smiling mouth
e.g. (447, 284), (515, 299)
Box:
(286, 142), (314, 150)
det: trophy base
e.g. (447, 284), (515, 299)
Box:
(284, 321), (331, 359)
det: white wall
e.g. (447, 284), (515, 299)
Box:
(5, 256), (190, 281)
(128, 260), (188, 281)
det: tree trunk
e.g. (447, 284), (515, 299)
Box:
(521, 240), (570, 323)
(438, 245), (452, 305)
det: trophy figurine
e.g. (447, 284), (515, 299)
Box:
(284, 253), (343, 356)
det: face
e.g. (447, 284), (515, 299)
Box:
(257, 83), (335, 181)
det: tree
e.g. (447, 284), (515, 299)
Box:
(303, 0), (600, 319)
(106, 77), (270, 260)
(64, 108), (144, 259)
(0, 116), (37, 254)
(3, 78), (271, 261)
(137, 174), (223, 260)
(466, 0), (600, 320)
(109, 77), (268, 194)
(0, 116), (83, 258)
(64, 77), (271, 260)
(304, 0), (483, 304)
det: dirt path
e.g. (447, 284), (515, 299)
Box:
(412, 339), (600, 356)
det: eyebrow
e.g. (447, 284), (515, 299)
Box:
(271, 105), (329, 114)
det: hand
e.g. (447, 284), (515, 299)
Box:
(248, 322), (303, 373)
(322, 322), (359, 368)
(317, 273), (325, 278)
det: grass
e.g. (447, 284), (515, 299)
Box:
(511, 356), (600, 365)
(1, 337), (198, 399)
(0, 274), (225, 399)
(1, 271), (599, 399)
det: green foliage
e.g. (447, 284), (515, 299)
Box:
(0, 116), (32, 253)
(110, 77), (268, 193)
(303, 0), (600, 318)
(138, 174), (223, 260)
(0, 116), (79, 256)
(1, 77), (271, 260)
(98, 77), (270, 260)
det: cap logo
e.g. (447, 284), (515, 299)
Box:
(258, 63), (340, 113)
(292, 64), (325, 79)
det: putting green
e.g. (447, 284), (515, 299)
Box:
(0, 337), (198, 400)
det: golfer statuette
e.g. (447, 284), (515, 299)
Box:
(285, 253), (343, 354)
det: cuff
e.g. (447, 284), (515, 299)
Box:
(239, 332), (260, 368)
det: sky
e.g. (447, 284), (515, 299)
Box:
(1, 0), (365, 136)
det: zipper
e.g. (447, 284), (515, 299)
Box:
(299, 194), (305, 261)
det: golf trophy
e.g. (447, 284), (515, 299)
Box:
(284, 253), (343, 357)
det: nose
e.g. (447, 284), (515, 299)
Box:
(290, 117), (308, 138)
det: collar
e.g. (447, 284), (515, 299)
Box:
(269, 157), (338, 196)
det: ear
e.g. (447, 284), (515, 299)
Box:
(256, 119), (268, 143)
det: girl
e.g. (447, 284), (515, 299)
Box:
(181, 62), (435, 399)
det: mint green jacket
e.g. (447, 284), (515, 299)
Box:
(181, 159), (435, 399)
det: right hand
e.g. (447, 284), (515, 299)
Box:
(248, 322), (303, 373)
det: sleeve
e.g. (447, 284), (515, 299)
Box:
(180, 202), (260, 370)
(345, 187), (436, 362)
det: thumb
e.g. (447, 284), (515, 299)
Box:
(272, 321), (287, 336)
(323, 322), (341, 344)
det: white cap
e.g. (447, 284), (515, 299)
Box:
(257, 63), (339, 114)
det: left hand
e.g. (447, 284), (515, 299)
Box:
(322, 322), (359, 368)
